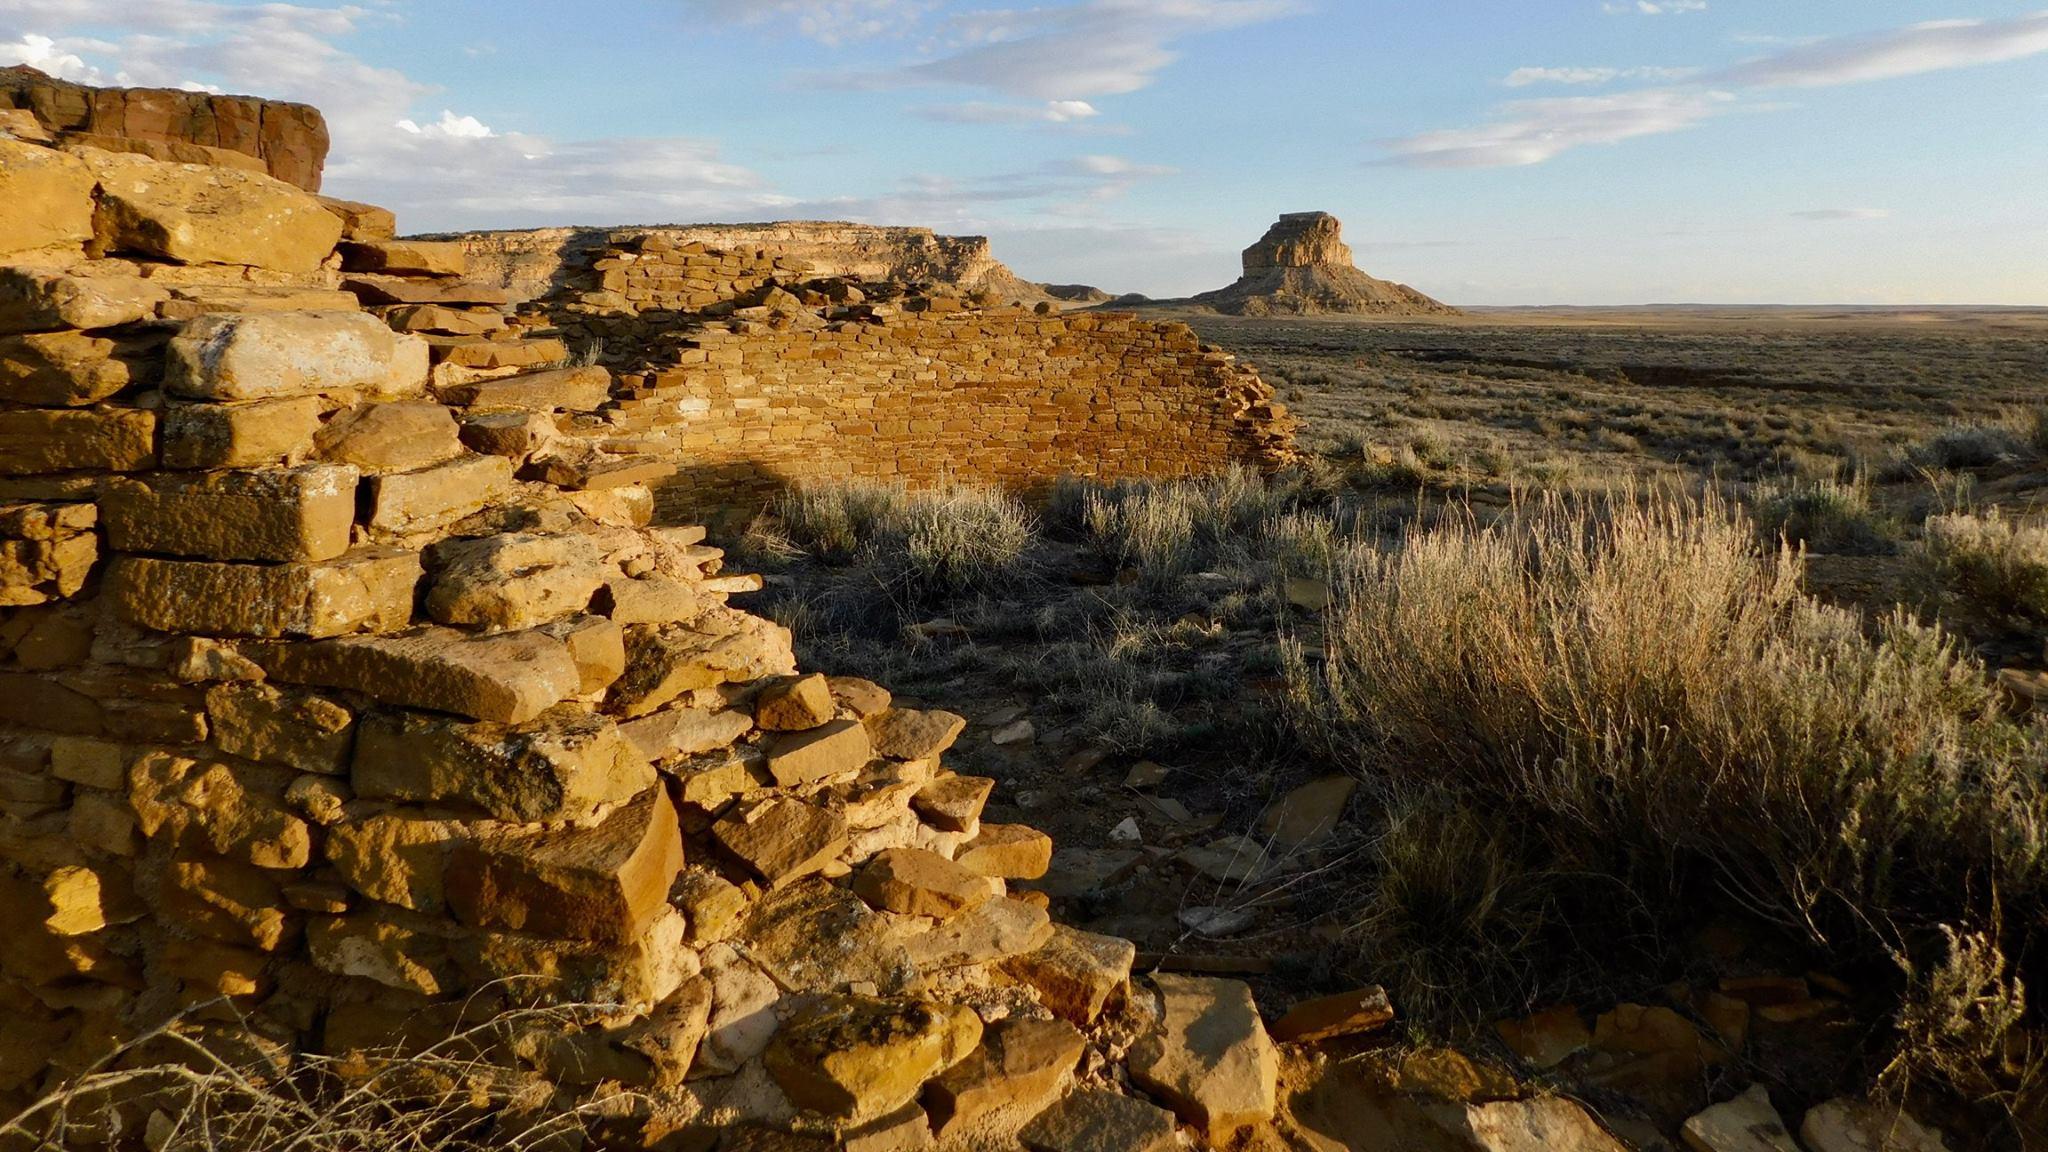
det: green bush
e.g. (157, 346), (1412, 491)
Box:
(1750, 474), (1894, 554)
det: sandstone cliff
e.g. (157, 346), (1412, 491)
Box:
(434, 222), (1054, 306)
(0, 65), (329, 191)
(1185, 211), (1456, 317)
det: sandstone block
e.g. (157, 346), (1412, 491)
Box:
(102, 464), (358, 562)
(432, 335), (568, 370)
(206, 682), (354, 774)
(539, 614), (626, 694)
(0, 266), (167, 333)
(259, 626), (583, 724)
(458, 410), (556, 459)
(0, 503), (97, 605)
(385, 304), (505, 336)
(129, 752), (311, 868)
(1020, 1090), (1177, 1152)
(853, 847), (993, 920)
(0, 139), (95, 257)
(955, 824), (1054, 880)
(672, 868), (749, 945)
(364, 453), (514, 537)
(903, 897), (1052, 971)
(606, 616), (796, 716)
(755, 673), (835, 731)
(1800, 1099), (1953, 1152)
(160, 396), (324, 469)
(697, 948), (782, 1075)
(595, 574), (708, 626)
(866, 707), (966, 760)
(765, 717), (873, 787)
(340, 239), (467, 277)
(307, 910), (454, 996)
(157, 285), (360, 320)
(0, 330), (150, 406)
(166, 311), (427, 401)
(765, 995), (982, 1122)
(342, 276), (512, 307)
(107, 549), (421, 638)
(0, 407), (155, 475)
(161, 854), (295, 952)
(616, 705), (754, 764)
(830, 677), (892, 718)
(88, 150), (344, 272)
(351, 705), (654, 823)
(447, 788), (683, 946)
(1128, 975), (1278, 1141)
(714, 796), (848, 886)
(925, 1018), (1086, 1139)
(318, 197), (396, 242)
(1683, 1085), (1800, 1152)
(1000, 925), (1135, 1025)
(425, 532), (607, 631)
(314, 400), (463, 474)
(616, 975), (714, 1088)
(1271, 986), (1395, 1044)
(743, 878), (918, 995)
(912, 775), (993, 833)
(437, 365), (612, 413)
(324, 809), (471, 912)
(1258, 775), (1355, 850)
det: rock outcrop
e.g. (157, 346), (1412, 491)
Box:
(1186, 211), (1456, 317)
(0, 65), (329, 191)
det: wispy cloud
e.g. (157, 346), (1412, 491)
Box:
(819, 0), (1305, 100)
(1504, 65), (1697, 87)
(1603, 1), (1708, 15)
(675, 0), (942, 45)
(915, 99), (1111, 126)
(1791, 208), (1891, 221)
(1387, 8), (2048, 168)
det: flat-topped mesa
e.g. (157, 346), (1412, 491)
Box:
(1190, 211), (1458, 318)
(0, 65), (329, 191)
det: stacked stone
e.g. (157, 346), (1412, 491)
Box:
(0, 121), (1315, 1152)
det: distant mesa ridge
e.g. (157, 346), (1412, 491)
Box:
(1188, 211), (1457, 317)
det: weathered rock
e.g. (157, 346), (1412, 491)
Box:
(765, 718), (874, 787)
(1682, 1085), (1801, 1152)
(160, 395), (324, 469)
(606, 614), (796, 716)
(107, 549), (421, 638)
(765, 994), (982, 1122)
(129, 752), (311, 868)
(853, 847), (993, 919)
(385, 303), (504, 336)
(314, 400), (463, 474)
(0, 330), (152, 406)
(999, 925), (1135, 1025)
(446, 788), (683, 945)
(1190, 211), (1456, 318)
(258, 626), (583, 724)
(697, 946), (782, 1074)
(438, 365), (612, 413)
(0, 265), (166, 333)
(541, 614), (627, 695)
(0, 500), (97, 604)
(912, 775), (993, 833)
(867, 708), (966, 760)
(341, 239), (467, 277)
(743, 878), (919, 995)
(323, 809), (472, 912)
(1447, 1097), (1634, 1152)
(1495, 1006), (1593, 1070)
(0, 407), (156, 474)
(206, 682), (354, 774)
(352, 705), (653, 824)
(714, 797), (848, 886)
(1020, 1089), (1178, 1152)
(458, 409), (557, 459)
(955, 824), (1054, 879)
(102, 464), (358, 562)
(319, 198), (393, 240)
(925, 1017), (1086, 1139)
(364, 454), (515, 537)
(167, 311), (427, 402)
(1258, 775), (1355, 850)
(615, 975), (714, 1087)
(87, 150), (343, 272)
(830, 677), (892, 718)
(425, 532), (607, 632)
(904, 897), (1053, 970)
(306, 909), (453, 995)
(0, 138), (95, 257)
(1272, 986), (1395, 1044)
(1128, 975), (1278, 1140)
(161, 853), (295, 951)
(617, 705), (753, 765)
(756, 673), (836, 731)
(1799, 1098), (1953, 1152)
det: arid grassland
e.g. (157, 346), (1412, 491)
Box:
(734, 310), (2048, 1147)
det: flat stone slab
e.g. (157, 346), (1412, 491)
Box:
(258, 625), (583, 723)
(108, 549), (421, 639)
(1020, 1090), (1178, 1152)
(1128, 974), (1279, 1141)
(446, 788), (683, 946)
(102, 463), (358, 563)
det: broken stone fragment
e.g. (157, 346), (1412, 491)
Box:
(1127, 974), (1279, 1141)
(351, 705), (654, 824)
(853, 847), (993, 920)
(1271, 986), (1395, 1044)
(257, 626), (583, 724)
(616, 705), (753, 765)
(0, 138), (96, 258)
(159, 395), (325, 470)
(425, 532), (608, 632)
(0, 407), (156, 475)
(925, 1017), (1086, 1139)
(340, 239), (468, 277)
(954, 824), (1054, 880)
(902, 896), (1053, 971)
(742, 878), (919, 995)
(314, 400), (464, 474)
(764, 994), (982, 1122)
(446, 787), (684, 946)
(1258, 775), (1356, 850)
(765, 718), (874, 788)
(539, 614), (626, 695)
(865, 707), (967, 760)
(829, 677), (892, 718)
(458, 410), (557, 460)
(206, 682), (354, 774)
(754, 673), (836, 731)
(0, 330), (153, 407)
(102, 464), (359, 563)
(911, 775), (993, 833)
(166, 311), (426, 401)
(160, 853), (296, 952)
(1799, 1098), (1953, 1152)
(606, 614), (796, 717)
(1000, 924), (1136, 1026)
(1495, 1006), (1594, 1070)
(323, 808), (474, 912)
(129, 752), (312, 869)
(1019, 1089), (1178, 1152)
(670, 867), (748, 945)
(85, 149), (345, 272)
(437, 365), (612, 413)
(384, 303), (505, 336)
(1682, 1084), (1801, 1152)
(306, 907), (455, 996)
(696, 946), (782, 1075)
(0, 266), (167, 334)
(106, 549), (422, 639)
(614, 974), (713, 1088)
(363, 453), (515, 538)
(713, 796), (848, 887)
(318, 197), (397, 242)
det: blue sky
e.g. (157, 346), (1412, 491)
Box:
(2, 1), (2044, 304)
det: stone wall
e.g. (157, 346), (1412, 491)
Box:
(0, 66), (329, 191)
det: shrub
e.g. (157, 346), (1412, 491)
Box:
(1284, 491), (2048, 1041)
(769, 480), (1037, 605)
(1750, 474), (1894, 554)
(1921, 510), (2048, 628)
(1909, 420), (2034, 470)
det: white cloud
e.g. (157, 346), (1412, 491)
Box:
(0, 31), (102, 81)
(676, 0), (941, 45)
(917, 99), (1106, 125)
(1381, 89), (1735, 168)
(1718, 12), (2048, 88)
(823, 0), (1305, 100)
(1504, 65), (1695, 87)
(1604, 1), (1707, 15)
(1791, 208), (1891, 221)
(1389, 8), (2048, 168)
(396, 110), (496, 140)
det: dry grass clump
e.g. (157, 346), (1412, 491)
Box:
(1906, 415), (2040, 472)
(1750, 473), (1895, 554)
(1284, 491), (2048, 1088)
(1051, 466), (1338, 585)
(765, 479), (1039, 610)
(1921, 510), (2048, 629)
